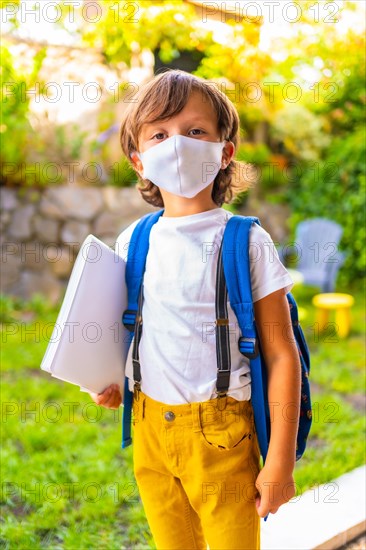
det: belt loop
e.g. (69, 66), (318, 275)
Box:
(192, 403), (202, 433)
(133, 393), (145, 424)
(134, 382), (141, 402)
(217, 394), (227, 412)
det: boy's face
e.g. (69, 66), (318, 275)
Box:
(130, 90), (234, 175)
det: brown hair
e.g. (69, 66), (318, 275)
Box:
(119, 69), (253, 207)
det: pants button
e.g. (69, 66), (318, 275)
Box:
(164, 411), (175, 422)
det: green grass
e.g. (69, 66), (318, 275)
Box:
(1, 373), (154, 549)
(1, 283), (365, 547)
(0, 295), (154, 549)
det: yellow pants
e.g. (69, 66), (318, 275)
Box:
(132, 390), (261, 550)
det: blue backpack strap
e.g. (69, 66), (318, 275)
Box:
(121, 208), (164, 448)
(287, 292), (310, 370)
(222, 215), (270, 463)
(286, 293), (312, 460)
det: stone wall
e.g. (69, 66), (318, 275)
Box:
(0, 186), (156, 304)
(0, 186), (290, 304)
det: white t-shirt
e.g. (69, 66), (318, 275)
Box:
(115, 207), (293, 404)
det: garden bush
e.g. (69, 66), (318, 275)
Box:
(287, 125), (365, 287)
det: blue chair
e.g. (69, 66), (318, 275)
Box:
(278, 218), (347, 292)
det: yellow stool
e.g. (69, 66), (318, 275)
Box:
(312, 293), (355, 338)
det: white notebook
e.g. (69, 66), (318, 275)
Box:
(40, 234), (131, 397)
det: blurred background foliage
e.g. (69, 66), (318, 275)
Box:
(0, 0), (365, 284)
(1, 44), (48, 185)
(1, 3), (365, 545)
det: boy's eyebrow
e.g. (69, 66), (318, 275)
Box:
(141, 118), (214, 132)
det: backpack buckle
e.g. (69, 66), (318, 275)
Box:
(238, 337), (258, 359)
(122, 309), (138, 332)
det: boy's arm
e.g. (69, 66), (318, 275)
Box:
(253, 287), (301, 517)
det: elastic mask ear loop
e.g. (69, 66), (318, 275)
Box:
(221, 141), (227, 171)
(221, 139), (231, 170)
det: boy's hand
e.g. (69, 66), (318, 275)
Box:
(254, 463), (296, 518)
(89, 384), (122, 409)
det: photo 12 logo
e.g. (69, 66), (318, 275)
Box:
(1, 2), (140, 25)
(201, 2), (340, 24)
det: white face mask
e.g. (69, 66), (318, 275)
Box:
(135, 135), (226, 198)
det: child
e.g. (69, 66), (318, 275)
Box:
(90, 69), (301, 550)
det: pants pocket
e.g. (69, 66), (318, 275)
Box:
(199, 400), (253, 451)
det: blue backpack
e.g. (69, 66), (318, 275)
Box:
(121, 209), (312, 464)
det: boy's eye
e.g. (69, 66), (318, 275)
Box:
(152, 133), (165, 140)
(189, 129), (204, 136)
